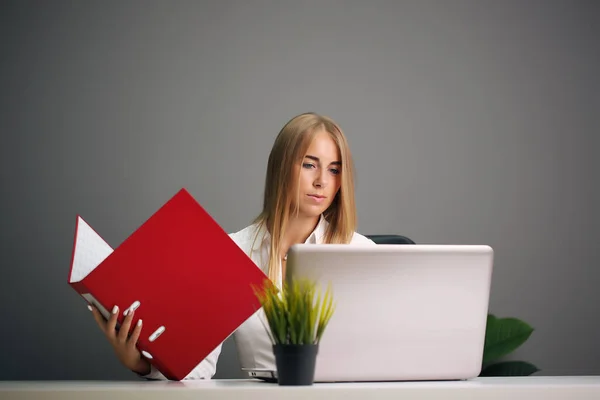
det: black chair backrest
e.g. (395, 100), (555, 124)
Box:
(366, 234), (416, 245)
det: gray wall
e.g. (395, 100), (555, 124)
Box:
(1, 0), (598, 380)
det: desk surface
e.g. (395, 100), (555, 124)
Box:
(2, 376), (600, 400)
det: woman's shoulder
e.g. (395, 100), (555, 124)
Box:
(350, 231), (377, 245)
(228, 222), (264, 251)
(319, 217), (376, 245)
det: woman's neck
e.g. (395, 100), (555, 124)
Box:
(279, 215), (320, 259)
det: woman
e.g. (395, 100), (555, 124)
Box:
(89, 112), (375, 380)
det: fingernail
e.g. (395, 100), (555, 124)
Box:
(87, 305), (92, 311)
(124, 309), (129, 316)
(112, 305), (118, 314)
(137, 319), (142, 327)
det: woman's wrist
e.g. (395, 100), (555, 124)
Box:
(132, 358), (151, 375)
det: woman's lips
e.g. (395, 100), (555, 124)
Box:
(307, 194), (326, 203)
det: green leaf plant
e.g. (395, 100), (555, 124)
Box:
(252, 278), (336, 345)
(480, 314), (540, 376)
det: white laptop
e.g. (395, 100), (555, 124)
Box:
(246, 243), (494, 382)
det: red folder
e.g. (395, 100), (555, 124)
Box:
(67, 188), (269, 380)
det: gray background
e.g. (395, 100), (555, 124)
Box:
(1, 0), (598, 380)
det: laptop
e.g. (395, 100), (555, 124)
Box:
(245, 243), (494, 382)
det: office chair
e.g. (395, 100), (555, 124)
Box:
(366, 234), (416, 245)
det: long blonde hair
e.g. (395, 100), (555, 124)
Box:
(253, 112), (357, 283)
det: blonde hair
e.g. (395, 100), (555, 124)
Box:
(253, 112), (357, 283)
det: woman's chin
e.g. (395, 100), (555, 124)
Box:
(297, 205), (328, 219)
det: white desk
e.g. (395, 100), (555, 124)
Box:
(1, 376), (600, 400)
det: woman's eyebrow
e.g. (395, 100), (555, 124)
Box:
(305, 155), (341, 166)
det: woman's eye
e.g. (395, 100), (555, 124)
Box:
(330, 168), (340, 175)
(303, 163), (315, 169)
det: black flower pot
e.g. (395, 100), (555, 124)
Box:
(273, 343), (319, 385)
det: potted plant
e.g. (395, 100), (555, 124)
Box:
(253, 278), (336, 385)
(479, 314), (540, 376)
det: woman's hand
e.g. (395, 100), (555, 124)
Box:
(89, 304), (150, 375)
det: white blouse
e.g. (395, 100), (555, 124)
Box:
(142, 215), (375, 380)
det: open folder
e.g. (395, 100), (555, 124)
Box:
(67, 188), (269, 380)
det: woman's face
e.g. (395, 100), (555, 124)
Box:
(292, 129), (342, 219)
